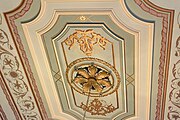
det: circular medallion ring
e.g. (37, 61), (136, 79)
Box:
(66, 57), (120, 97)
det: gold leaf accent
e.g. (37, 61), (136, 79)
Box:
(74, 77), (88, 84)
(80, 16), (86, 21)
(73, 64), (111, 94)
(76, 69), (90, 79)
(96, 71), (110, 79)
(80, 98), (116, 116)
(66, 57), (121, 97)
(88, 65), (97, 77)
(64, 29), (108, 56)
(97, 79), (111, 87)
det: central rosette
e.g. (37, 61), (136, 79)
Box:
(66, 57), (120, 97)
(73, 64), (111, 94)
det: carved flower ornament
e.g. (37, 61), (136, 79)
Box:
(73, 64), (112, 94)
(66, 57), (120, 97)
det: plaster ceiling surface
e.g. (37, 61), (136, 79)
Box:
(0, 0), (179, 120)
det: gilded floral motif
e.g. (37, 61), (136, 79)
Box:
(73, 64), (111, 94)
(64, 29), (108, 56)
(66, 57), (120, 97)
(80, 98), (116, 116)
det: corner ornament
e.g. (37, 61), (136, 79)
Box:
(64, 29), (108, 56)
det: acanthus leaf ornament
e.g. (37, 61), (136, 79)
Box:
(80, 98), (116, 116)
(64, 29), (108, 56)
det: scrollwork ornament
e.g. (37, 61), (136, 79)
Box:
(168, 60), (180, 119)
(18, 96), (35, 111)
(177, 12), (180, 29)
(64, 29), (108, 56)
(175, 36), (180, 57)
(80, 98), (116, 116)
(169, 84), (180, 108)
(0, 29), (13, 50)
(168, 106), (180, 120)
(0, 16), (40, 119)
(23, 112), (40, 120)
(172, 60), (180, 79)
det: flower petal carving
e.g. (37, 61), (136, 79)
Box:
(0, 24), (39, 118)
(97, 79), (111, 87)
(96, 71), (110, 79)
(88, 65), (97, 77)
(73, 64), (111, 94)
(76, 69), (90, 79)
(74, 77), (88, 84)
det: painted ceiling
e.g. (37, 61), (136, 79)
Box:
(0, 0), (180, 120)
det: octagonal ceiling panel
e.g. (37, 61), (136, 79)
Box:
(42, 17), (134, 119)
(21, 1), (154, 118)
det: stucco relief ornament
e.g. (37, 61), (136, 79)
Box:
(80, 98), (116, 116)
(178, 12), (180, 29)
(0, 29), (13, 50)
(168, 60), (180, 119)
(172, 60), (180, 78)
(64, 29), (108, 56)
(66, 57), (120, 116)
(0, 19), (40, 119)
(66, 57), (120, 97)
(175, 36), (180, 57)
(73, 64), (112, 94)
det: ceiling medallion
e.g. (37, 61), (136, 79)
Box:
(66, 57), (120, 97)
(64, 29), (108, 56)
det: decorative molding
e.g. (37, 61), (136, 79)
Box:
(23, 8), (152, 119)
(66, 57), (120, 97)
(0, 69), (21, 120)
(0, 23), (40, 119)
(175, 36), (180, 57)
(3, 0), (48, 119)
(79, 16), (86, 21)
(0, 105), (8, 120)
(168, 106), (180, 120)
(72, 63), (112, 94)
(80, 98), (116, 116)
(4, 0), (154, 119)
(177, 12), (180, 29)
(134, 0), (174, 120)
(64, 29), (108, 56)
(0, 13), (21, 120)
(168, 60), (180, 120)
